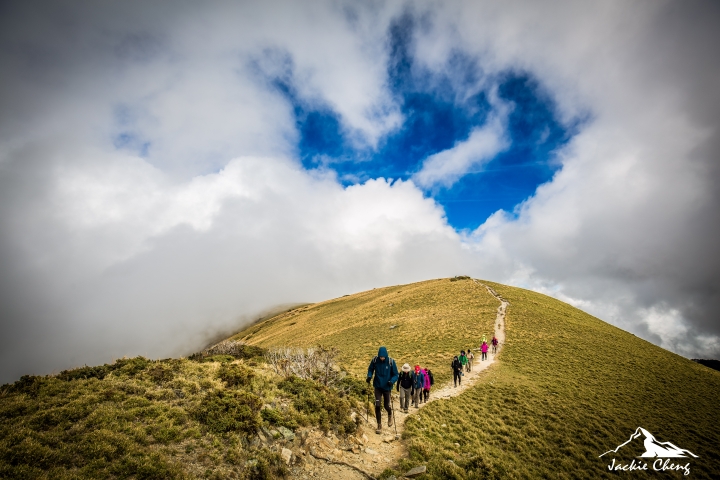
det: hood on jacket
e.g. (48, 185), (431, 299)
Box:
(377, 346), (388, 359)
(453, 356), (459, 361)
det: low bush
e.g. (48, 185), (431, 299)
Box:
(193, 390), (262, 434)
(244, 448), (288, 480)
(278, 376), (356, 434)
(217, 363), (255, 388)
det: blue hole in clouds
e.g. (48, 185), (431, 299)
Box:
(298, 110), (345, 165)
(440, 74), (574, 229)
(114, 132), (150, 157)
(273, 12), (576, 231)
(364, 91), (490, 179)
(269, 76), (347, 169)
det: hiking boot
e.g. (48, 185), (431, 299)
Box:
(388, 415), (393, 427)
(376, 423), (382, 434)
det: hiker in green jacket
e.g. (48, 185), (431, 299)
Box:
(459, 350), (468, 373)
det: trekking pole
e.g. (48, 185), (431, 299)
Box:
(365, 390), (370, 423)
(391, 393), (399, 439)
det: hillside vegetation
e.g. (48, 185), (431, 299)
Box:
(234, 278), (496, 385)
(0, 346), (367, 479)
(239, 278), (720, 479)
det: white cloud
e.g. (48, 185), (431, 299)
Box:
(1, 0), (719, 383)
(0, 149), (468, 381)
(413, 92), (509, 189)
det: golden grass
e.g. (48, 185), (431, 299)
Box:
(398, 281), (720, 479)
(234, 278), (496, 385)
(235, 278), (720, 478)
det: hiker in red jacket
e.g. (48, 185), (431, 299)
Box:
(481, 341), (489, 361)
(491, 335), (499, 354)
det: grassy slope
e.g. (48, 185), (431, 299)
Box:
(239, 278), (720, 479)
(233, 278), (497, 385)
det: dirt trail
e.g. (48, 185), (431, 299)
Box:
(290, 282), (508, 479)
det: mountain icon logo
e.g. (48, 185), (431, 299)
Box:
(599, 427), (699, 459)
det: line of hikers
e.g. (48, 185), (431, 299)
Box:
(366, 336), (499, 434)
(449, 334), (497, 387)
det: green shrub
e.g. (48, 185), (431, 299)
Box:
(57, 364), (112, 381)
(244, 448), (288, 480)
(450, 275), (471, 281)
(217, 363), (254, 388)
(193, 390), (262, 434)
(260, 407), (283, 425)
(7, 375), (45, 395)
(146, 365), (175, 384)
(113, 357), (152, 377)
(260, 407), (299, 430)
(335, 375), (370, 400)
(278, 376), (355, 434)
(205, 355), (235, 364)
(108, 451), (183, 479)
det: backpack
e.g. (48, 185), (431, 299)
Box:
(428, 371), (434, 386)
(372, 356), (395, 367)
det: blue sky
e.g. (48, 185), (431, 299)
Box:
(280, 15), (575, 230)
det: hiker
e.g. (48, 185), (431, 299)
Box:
(396, 363), (413, 414)
(366, 346), (399, 434)
(451, 356), (463, 387)
(411, 365), (425, 408)
(421, 368), (431, 403)
(491, 335), (499, 354)
(459, 350), (468, 373)
(423, 368), (435, 403)
(466, 348), (474, 372)
(482, 333), (487, 344)
(481, 340), (489, 361)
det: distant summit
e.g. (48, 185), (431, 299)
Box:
(692, 359), (720, 372)
(600, 427), (699, 459)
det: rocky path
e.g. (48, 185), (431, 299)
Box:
(288, 282), (508, 479)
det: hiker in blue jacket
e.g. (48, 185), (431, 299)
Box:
(366, 346), (399, 434)
(411, 365), (425, 408)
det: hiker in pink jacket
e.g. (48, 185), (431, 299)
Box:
(481, 341), (489, 361)
(421, 368), (432, 403)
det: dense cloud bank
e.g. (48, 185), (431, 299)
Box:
(1, 1), (719, 383)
